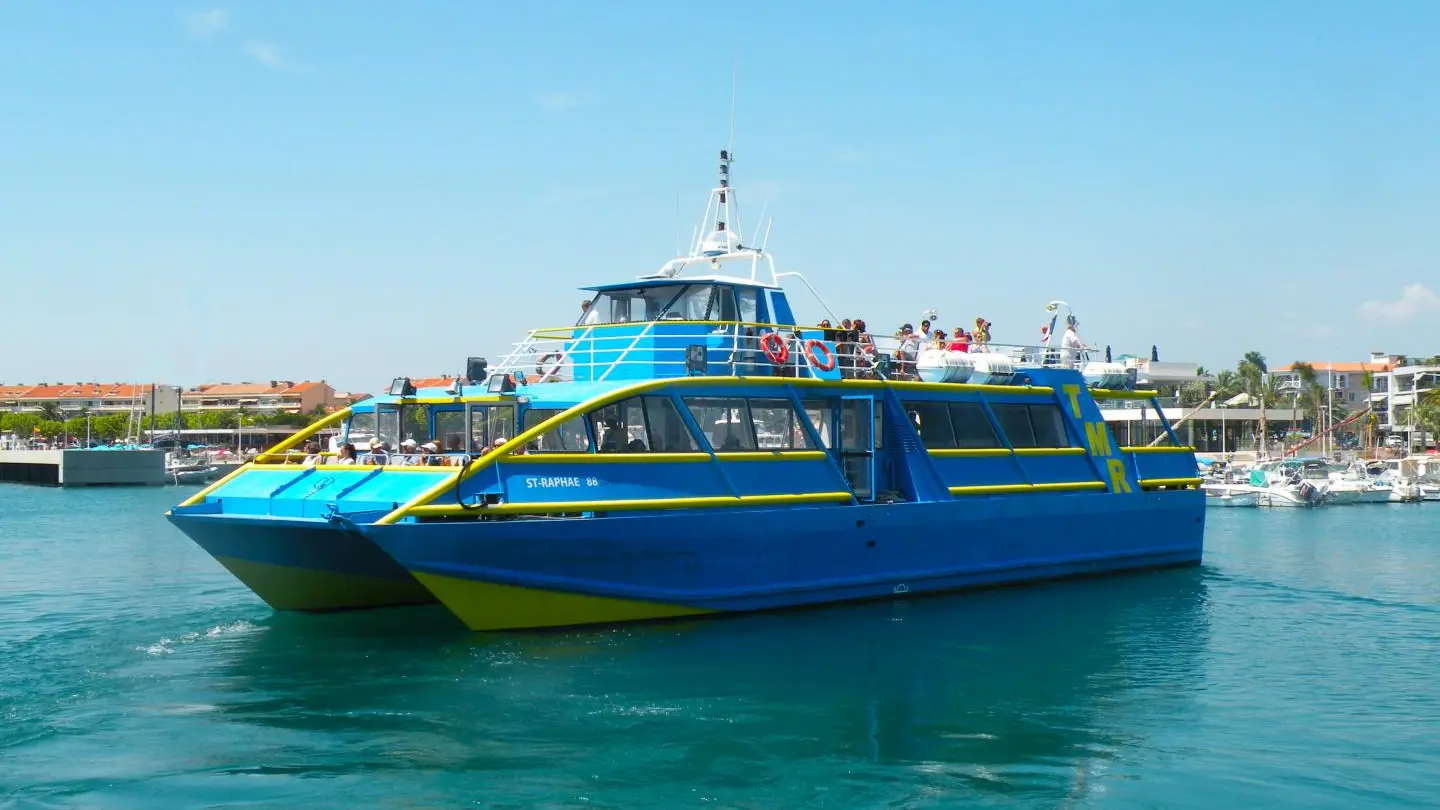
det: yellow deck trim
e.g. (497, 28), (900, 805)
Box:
(499, 450), (827, 464)
(948, 481), (1106, 496)
(407, 490), (854, 518)
(1121, 446), (1196, 454)
(1013, 447), (1086, 456)
(1139, 477), (1203, 489)
(928, 448), (1012, 458)
(411, 572), (713, 631)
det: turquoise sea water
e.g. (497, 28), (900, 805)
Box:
(1, 485), (1437, 808)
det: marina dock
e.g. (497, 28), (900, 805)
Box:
(0, 449), (165, 487)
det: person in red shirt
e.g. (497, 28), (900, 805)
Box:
(948, 328), (970, 352)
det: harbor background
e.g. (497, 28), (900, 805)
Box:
(2, 484), (1436, 808)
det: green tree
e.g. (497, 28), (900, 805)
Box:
(1238, 351), (1269, 454)
(37, 402), (63, 422)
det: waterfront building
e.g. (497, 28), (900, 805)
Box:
(0, 383), (181, 417)
(180, 380), (339, 415)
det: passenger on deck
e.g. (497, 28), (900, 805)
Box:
(948, 329), (971, 352)
(363, 441), (389, 465)
(335, 443), (358, 465)
(578, 299), (599, 326)
(398, 438), (420, 465)
(302, 442), (322, 466)
(420, 441), (445, 466)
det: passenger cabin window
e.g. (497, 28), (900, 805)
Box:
(520, 408), (590, 453)
(902, 400), (956, 449)
(801, 400), (834, 449)
(990, 403), (1071, 448)
(433, 409), (466, 453)
(467, 404), (516, 452)
(682, 397), (757, 452)
(375, 406), (401, 450)
(587, 396), (699, 453)
(949, 402), (1002, 449)
(749, 398), (817, 450)
(400, 405), (429, 447)
(658, 284), (739, 322)
(736, 288), (759, 324)
(345, 411), (376, 445)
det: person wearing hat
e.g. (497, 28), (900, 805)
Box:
(398, 437), (420, 465)
(419, 440), (444, 466)
(363, 440), (389, 465)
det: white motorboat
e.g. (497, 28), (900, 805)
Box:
(1248, 460), (1328, 508)
(1204, 487), (1259, 508)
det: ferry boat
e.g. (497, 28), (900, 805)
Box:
(166, 150), (1206, 630)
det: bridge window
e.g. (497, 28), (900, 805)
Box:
(520, 408), (590, 453)
(991, 403), (1071, 448)
(344, 411), (375, 445)
(901, 400), (956, 448)
(682, 397), (757, 452)
(750, 398), (817, 449)
(588, 286), (684, 325)
(949, 402), (1002, 449)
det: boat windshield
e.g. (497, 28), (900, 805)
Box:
(583, 284), (739, 325)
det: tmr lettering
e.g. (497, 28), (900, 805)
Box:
(1063, 384), (1133, 494)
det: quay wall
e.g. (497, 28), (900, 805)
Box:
(0, 450), (166, 487)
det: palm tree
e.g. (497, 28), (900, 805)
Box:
(1238, 352), (1268, 454)
(37, 401), (63, 422)
(1213, 370), (1241, 400)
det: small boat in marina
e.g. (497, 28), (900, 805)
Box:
(165, 148), (1205, 631)
(1204, 487), (1258, 508)
(1248, 459), (1328, 508)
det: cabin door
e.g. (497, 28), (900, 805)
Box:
(839, 396), (875, 500)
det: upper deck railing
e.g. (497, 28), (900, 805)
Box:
(484, 320), (1098, 384)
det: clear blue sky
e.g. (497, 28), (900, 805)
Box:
(3, 1), (1437, 393)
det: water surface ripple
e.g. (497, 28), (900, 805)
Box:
(2, 486), (1437, 807)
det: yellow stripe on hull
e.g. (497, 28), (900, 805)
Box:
(410, 572), (713, 631)
(213, 556), (437, 612)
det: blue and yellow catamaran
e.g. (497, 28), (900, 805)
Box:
(167, 150), (1205, 630)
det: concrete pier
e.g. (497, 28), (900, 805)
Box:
(0, 450), (166, 487)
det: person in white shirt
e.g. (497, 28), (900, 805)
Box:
(1060, 319), (1084, 368)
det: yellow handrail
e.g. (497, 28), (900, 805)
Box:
(372, 375), (1060, 525)
(253, 407), (353, 463)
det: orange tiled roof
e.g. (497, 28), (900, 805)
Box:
(15, 383), (159, 400)
(409, 376), (457, 389)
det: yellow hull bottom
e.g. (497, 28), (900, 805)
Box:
(215, 556), (437, 612)
(410, 572), (714, 631)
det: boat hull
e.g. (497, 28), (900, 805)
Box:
(1206, 492), (1258, 507)
(365, 489), (1205, 631)
(167, 512), (437, 611)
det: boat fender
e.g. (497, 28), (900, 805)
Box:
(536, 352), (564, 378)
(760, 332), (789, 365)
(804, 339), (836, 371)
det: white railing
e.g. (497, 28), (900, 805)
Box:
(480, 322), (1094, 384)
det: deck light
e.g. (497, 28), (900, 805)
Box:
(387, 377), (416, 397)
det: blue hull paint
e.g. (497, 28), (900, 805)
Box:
(167, 512), (436, 610)
(364, 489), (1205, 613)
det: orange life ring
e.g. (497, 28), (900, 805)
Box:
(536, 353), (564, 378)
(760, 332), (789, 365)
(803, 339), (836, 371)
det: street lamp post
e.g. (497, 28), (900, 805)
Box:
(1220, 403), (1228, 460)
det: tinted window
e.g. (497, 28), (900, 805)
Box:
(642, 396), (700, 452)
(469, 405), (517, 452)
(948, 402), (1001, 448)
(1028, 404), (1071, 447)
(901, 400), (955, 449)
(589, 399), (648, 452)
(992, 404), (1037, 447)
(682, 397), (757, 452)
(801, 399), (834, 449)
(433, 409), (466, 453)
(520, 408), (590, 453)
(749, 398), (817, 449)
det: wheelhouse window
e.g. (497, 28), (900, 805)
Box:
(587, 396), (699, 453)
(656, 284), (739, 322)
(682, 397), (757, 452)
(520, 408), (590, 453)
(990, 403), (1071, 448)
(949, 402), (1002, 449)
(749, 398), (817, 450)
(585, 286), (684, 325)
(375, 405), (401, 450)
